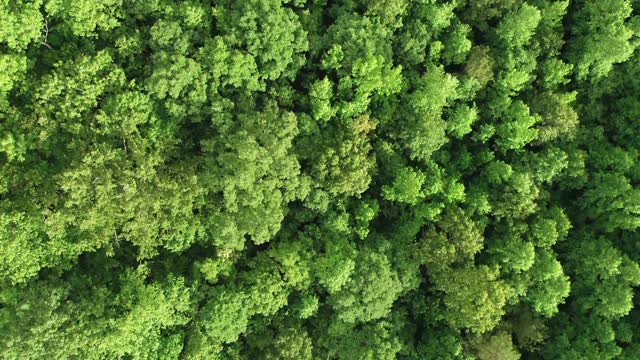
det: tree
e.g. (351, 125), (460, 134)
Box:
(4, 1), (640, 358)
(566, 0), (638, 80)
(432, 265), (512, 334)
(329, 250), (402, 323)
(525, 248), (571, 317)
(468, 331), (521, 360)
(0, 0), (44, 50)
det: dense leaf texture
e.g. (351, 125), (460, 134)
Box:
(2, 0), (640, 359)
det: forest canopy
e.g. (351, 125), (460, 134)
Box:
(2, 0), (640, 359)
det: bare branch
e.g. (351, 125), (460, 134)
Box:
(40, 19), (52, 50)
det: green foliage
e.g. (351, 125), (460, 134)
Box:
(495, 4), (541, 48)
(3, 1), (640, 359)
(567, 0), (638, 79)
(465, 45), (495, 87)
(434, 265), (513, 333)
(0, 0), (44, 50)
(525, 248), (571, 317)
(468, 331), (521, 360)
(568, 236), (640, 319)
(329, 250), (402, 323)
(382, 166), (426, 204)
